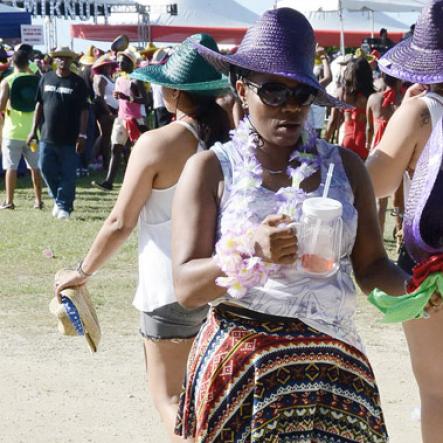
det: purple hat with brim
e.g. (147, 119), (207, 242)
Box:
(192, 8), (347, 109)
(378, 0), (443, 84)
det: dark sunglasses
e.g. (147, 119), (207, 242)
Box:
(244, 79), (318, 107)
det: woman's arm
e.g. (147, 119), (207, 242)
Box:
(342, 149), (409, 295)
(366, 98), (431, 198)
(55, 131), (163, 297)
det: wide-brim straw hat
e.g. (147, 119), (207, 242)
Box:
(354, 48), (376, 63)
(117, 49), (138, 67)
(111, 34), (130, 53)
(191, 8), (347, 108)
(378, 0), (443, 84)
(79, 45), (97, 66)
(50, 46), (78, 60)
(49, 269), (101, 353)
(92, 54), (118, 74)
(139, 42), (158, 56)
(131, 33), (229, 94)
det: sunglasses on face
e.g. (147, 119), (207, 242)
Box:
(243, 79), (318, 107)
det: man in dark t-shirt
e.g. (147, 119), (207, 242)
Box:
(28, 47), (88, 219)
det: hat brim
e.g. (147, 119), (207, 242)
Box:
(378, 37), (443, 84)
(92, 60), (118, 73)
(51, 270), (101, 353)
(131, 64), (230, 94)
(50, 51), (78, 59)
(191, 42), (348, 109)
(79, 56), (96, 66)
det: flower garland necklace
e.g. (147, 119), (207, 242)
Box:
(214, 117), (320, 298)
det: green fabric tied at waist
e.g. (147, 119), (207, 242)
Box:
(368, 273), (443, 323)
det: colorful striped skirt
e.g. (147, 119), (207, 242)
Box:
(175, 304), (388, 443)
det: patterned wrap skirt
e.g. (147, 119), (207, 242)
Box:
(175, 304), (388, 443)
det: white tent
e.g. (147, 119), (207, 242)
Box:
(136, 0), (259, 27)
(308, 9), (412, 33)
(277, 0), (425, 52)
(278, 0), (425, 13)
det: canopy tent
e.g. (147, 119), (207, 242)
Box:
(71, 0), (258, 45)
(0, 3), (31, 39)
(140, 0), (259, 27)
(277, 0), (425, 52)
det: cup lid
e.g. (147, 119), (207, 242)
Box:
(302, 197), (343, 221)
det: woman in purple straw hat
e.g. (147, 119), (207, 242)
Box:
(367, 0), (443, 440)
(170, 7), (419, 442)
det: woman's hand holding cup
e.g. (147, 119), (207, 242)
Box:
(253, 214), (298, 265)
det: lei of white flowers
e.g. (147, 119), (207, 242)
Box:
(214, 118), (319, 298)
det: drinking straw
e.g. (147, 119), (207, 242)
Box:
(322, 163), (335, 199)
(309, 163), (335, 253)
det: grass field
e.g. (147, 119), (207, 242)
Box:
(0, 171), (138, 312)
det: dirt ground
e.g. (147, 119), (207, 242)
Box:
(1, 289), (422, 443)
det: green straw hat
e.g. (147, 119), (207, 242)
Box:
(131, 33), (229, 94)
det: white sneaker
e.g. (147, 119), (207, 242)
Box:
(57, 209), (70, 220)
(52, 203), (60, 217)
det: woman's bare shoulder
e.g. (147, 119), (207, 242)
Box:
(135, 123), (198, 162)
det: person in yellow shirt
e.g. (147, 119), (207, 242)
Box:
(0, 50), (42, 210)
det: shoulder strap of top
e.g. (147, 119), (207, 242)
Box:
(173, 120), (200, 141)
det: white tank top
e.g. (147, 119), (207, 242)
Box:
(133, 120), (206, 312)
(99, 75), (118, 110)
(404, 92), (443, 199)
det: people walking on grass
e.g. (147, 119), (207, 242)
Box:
(171, 8), (418, 442)
(367, 1), (443, 441)
(0, 50), (42, 210)
(28, 47), (89, 220)
(92, 49), (150, 192)
(54, 33), (230, 442)
(91, 55), (119, 171)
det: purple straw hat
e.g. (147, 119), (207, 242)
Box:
(192, 8), (347, 108)
(378, 0), (443, 84)
(403, 118), (443, 262)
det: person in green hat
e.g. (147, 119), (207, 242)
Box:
(0, 50), (42, 210)
(54, 33), (231, 441)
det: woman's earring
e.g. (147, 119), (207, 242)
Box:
(241, 101), (248, 110)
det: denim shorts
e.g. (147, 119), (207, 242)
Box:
(140, 302), (209, 341)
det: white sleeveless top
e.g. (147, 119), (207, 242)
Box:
(133, 121), (206, 312)
(99, 75), (118, 110)
(211, 139), (365, 353)
(404, 92), (443, 199)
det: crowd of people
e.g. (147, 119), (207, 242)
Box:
(2, 1), (443, 442)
